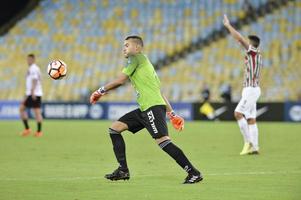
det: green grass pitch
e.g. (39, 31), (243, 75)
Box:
(0, 120), (300, 200)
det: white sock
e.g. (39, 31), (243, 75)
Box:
(237, 118), (250, 143)
(249, 124), (259, 151)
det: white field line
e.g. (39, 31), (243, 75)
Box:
(0, 170), (300, 182)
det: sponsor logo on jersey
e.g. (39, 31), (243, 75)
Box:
(147, 110), (158, 134)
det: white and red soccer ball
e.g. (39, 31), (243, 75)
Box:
(47, 60), (67, 80)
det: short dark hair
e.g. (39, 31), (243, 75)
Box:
(27, 54), (35, 58)
(248, 35), (260, 48)
(125, 35), (143, 47)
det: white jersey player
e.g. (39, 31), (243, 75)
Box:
(223, 15), (262, 155)
(19, 54), (44, 137)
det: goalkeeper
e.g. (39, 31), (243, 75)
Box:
(90, 36), (202, 184)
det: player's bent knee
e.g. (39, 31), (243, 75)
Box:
(36, 115), (43, 122)
(247, 118), (256, 124)
(234, 112), (243, 120)
(34, 109), (43, 121)
(155, 136), (170, 145)
(19, 104), (25, 112)
(110, 121), (128, 133)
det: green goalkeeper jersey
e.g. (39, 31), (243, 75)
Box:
(122, 53), (166, 111)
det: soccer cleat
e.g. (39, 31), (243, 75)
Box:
(21, 129), (31, 137)
(183, 172), (203, 184)
(248, 148), (260, 155)
(239, 142), (252, 155)
(249, 151), (259, 155)
(34, 131), (43, 137)
(105, 167), (130, 181)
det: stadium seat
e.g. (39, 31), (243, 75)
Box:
(1, 0), (300, 102)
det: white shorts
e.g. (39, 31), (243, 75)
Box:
(235, 87), (261, 119)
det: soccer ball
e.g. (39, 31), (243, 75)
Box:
(47, 60), (67, 80)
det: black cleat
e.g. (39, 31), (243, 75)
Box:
(105, 167), (130, 181)
(183, 172), (203, 184)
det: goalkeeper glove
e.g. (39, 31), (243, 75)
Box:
(167, 111), (184, 131)
(90, 86), (106, 104)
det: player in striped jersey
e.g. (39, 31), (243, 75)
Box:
(223, 15), (262, 155)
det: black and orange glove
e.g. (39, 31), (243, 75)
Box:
(89, 87), (106, 104)
(167, 111), (184, 131)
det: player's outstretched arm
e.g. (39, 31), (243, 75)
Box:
(162, 94), (173, 113)
(90, 74), (128, 104)
(103, 73), (129, 92)
(223, 14), (249, 50)
(162, 93), (184, 131)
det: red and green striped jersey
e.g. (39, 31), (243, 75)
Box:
(243, 45), (262, 87)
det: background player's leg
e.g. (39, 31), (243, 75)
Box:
(247, 97), (260, 154)
(33, 108), (43, 137)
(248, 118), (259, 153)
(235, 111), (251, 143)
(234, 111), (252, 155)
(19, 103), (31, 136)
(109, 121), (128, 170)
(156, 136), (201, 176)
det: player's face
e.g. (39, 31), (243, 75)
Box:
(123, 40), (137, 58)
(27, 57), (34, 65)
(248, 39), (257, 48)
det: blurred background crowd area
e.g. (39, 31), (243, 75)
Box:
(0, 0), (300, 103)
